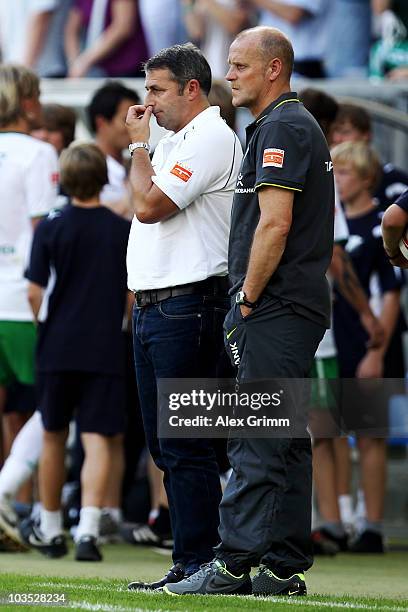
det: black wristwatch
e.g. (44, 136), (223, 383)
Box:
(235, 290), (258, 309)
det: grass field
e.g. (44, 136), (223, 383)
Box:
(1, 544), (407, 611)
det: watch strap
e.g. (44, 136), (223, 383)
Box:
(236, 290), (258, 308)
(129, 142), (150, 155)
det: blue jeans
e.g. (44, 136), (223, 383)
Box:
(132, 293), (230, 573)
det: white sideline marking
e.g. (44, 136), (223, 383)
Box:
(68, 603), (176, 612)
(254, 596), (408, 612)
(68, 604), (133, 612)
(36, 583), (408, 612)
(37, 582), (118, 592)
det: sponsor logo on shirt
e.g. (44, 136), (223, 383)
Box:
(325, 161), (333, 172)
(235, 186), (255, 194)
(170, 163), (193, 183)
(262, 148), (284, 168)
(51, 172), (59, 185)
(235, 172), (255, 194)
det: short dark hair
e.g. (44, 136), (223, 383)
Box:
(144, 43), (212, 96)
(42, 104), (77, 149)
(87, 81), (140, 133)
(60, 143), (108, 201)
(335, 103), (371, 134)
(299, 88), (338, 137)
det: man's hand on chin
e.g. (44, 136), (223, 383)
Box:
(126, 105), (153, 143)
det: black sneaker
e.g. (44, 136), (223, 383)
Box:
(121, 523), (173, 549)
(349, 530), (385, 553)
(128, 562), (185, 591)
(163, 560), (252, 596)
(121, 507), (173, 549)
(252, 565), (307, 596)
(19, 517), (67, 559)
(75, 535), (102, 561)
(312, 528), (349, 556)
(320, 527), (349, 552)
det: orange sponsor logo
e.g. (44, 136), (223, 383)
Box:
(262, 148), (285, 168)
(170, 163), (193, 182)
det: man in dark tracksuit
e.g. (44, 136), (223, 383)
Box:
(165, 26), (334, 597)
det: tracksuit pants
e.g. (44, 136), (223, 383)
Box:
(216, 297), (325, 574)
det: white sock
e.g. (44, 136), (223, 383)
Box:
(148, 508), (159, 523)
(12, 411), (43, 464)
(102, 507), (122, 523)
(338, 494), (354, 526)
(0, 411), (43, 499)
(0, 456), (34, 500)
(76, 506), (101, 541)
(40, 508), (63, 541)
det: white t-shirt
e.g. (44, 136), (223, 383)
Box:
(315, 187), (348, 359)
(100, 155), (127, 205)
(259, 0), (330, 62)
(127, 106), (243, 291)
(0, 133), (58, 321)
(0, 0), (58, 65)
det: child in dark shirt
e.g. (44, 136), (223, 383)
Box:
(23, 143), (130, 561)
(331, 141), (404, 553)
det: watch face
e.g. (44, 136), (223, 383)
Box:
(236, 290), (245, 304)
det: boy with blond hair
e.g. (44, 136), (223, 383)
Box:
(331, 141), (404, 553)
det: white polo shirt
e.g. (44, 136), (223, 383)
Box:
(127, 106), (242, 291)
(0, 132), (58, 321)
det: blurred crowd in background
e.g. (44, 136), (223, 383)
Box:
(0, 0), (408, 81)
(0, 0), (408, 564)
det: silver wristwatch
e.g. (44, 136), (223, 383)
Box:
(129, 142), (150, 156)
(235, 290), (258, 309)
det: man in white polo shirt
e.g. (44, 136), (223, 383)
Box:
(125, 43), (242, 590)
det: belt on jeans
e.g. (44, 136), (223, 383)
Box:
(134, 276), (229, 307)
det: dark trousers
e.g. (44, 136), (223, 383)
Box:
(217, 300), (325, 574)
(132, 293), (229, 573)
